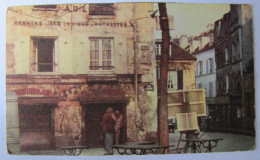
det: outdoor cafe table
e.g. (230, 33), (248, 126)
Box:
(58, 146), (88, 156)
(181, 138), (224, 153)
(111, 143), (175, 155)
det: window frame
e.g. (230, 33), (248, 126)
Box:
(156, 43), (172, 56)
(167, 71), (178, 91)
(225, 47), (229, 64)
(89, 37), (114, 71)
(226, 75), (230, 93)
(30, 37), (58, 74)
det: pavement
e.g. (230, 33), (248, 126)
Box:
(10, 130), (256, 156)
(169, 130), (256, 153)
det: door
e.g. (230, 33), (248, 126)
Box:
(85, 103), (126, 148)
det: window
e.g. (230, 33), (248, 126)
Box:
(89, 4), (114, 15)
(31, 37), (56, 72)
(19, 105), (52, 132)
(207, 58), (214, 73)
(155, 43), (171, 56)
(167, 71), (178, 90)
(197, 83), (202, 89)
(167, 70), (183, 91)
(209, 82), (213, 97)
(226, 75), (230, 93)
(90, 38), (113, 70)
(225, 47), (229, 64)
(156, 44), (162, 56)
(196, 61), (203, 75)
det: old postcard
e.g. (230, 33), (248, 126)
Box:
(5, 1), (256, 158)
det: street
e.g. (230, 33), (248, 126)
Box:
(169, 130), (255, 153)
(23, 130), (255, 156)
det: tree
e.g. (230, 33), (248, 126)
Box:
(158, 3), (170, 152)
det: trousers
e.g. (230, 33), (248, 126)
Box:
(104, 132), (114, 153)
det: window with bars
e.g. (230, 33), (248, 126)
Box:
(90, 38), (113, 70)
(31, 37), (56, 73)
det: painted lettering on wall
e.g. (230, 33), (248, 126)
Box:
(64, 4), (88, 12)
(14, 20), (128, 28)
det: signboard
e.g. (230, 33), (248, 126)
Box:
(168, 89), (206, 118)
(144, 84), (154, 91)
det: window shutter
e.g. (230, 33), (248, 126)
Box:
(177, 70), (183, 89)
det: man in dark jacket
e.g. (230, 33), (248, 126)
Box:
(103, 107), (116, 155)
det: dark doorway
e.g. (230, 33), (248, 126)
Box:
(84, 103), (126, 148)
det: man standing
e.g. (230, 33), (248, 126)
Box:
(114, 109), (123, 144)
(103, 107), (116, 155)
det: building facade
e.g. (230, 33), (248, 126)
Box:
(191, 27), (217, 117)
(155, 40), (201, 120)
(155, 40), (196, 92)
(6, 3), (159, 152)
(213, 4), (254, 134)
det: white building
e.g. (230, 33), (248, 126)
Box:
(180, 25), (216, 116)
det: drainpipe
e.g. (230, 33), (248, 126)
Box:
(133, 4), (138, 110)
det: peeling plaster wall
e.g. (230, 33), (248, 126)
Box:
(6, 3), (158, 149)
(55, 101), (83, 147)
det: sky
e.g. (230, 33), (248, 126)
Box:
(155, 3), (230, 38)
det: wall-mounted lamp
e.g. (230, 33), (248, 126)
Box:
(150, 10), (158, 18)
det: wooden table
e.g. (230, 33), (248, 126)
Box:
(58, 146), (88, 155)
(111, 143), (175, 155)
(181, 138), (224, 153)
